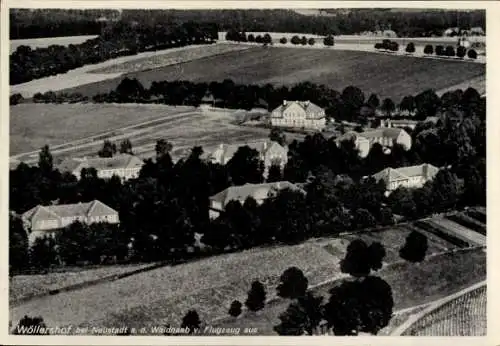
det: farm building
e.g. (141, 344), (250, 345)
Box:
(21, 200), (119, 245)
(372, 163), (439, 194)
(270, 100), (326, 131)
(202, 140), (288, 178)
(209, 181), (304, 219)
(56, 154), (144, 181)
(444, 27), (460, 36)
(335, 127), (412, 158)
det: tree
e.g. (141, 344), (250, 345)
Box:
(389, 41), (399, 52)
(445, 45), (455, 57)
(367, 94), (380, 109)
(468, 49), (478, 59)
(247, 33), (255, 42)
(9, 214), (29, 273)
(381, 98), (395, 116)
(155, 139), (173, 158)
(323, 34), (334, 46)
(181, 309), (200, 333)
(399, 95), (415, 113)
(279, 37), (287, 44)
(38, 145), (53, 174)
(30, 236), (57, 269)
(300, 36), (308, 45)
(10, 93), (24, 105)
(116, 77), (145, 101)
(374, 42), (383, 50)
(269, 127), (286, 146)
(340, 239), (386, 277)
(119, 139), (133, 154)
(435, 45), (444, 56)
(352, 208), (376, 229)
(323, 276), (393, 335)
(405, 42), (415, 53)
(291, 35), (300, 45)
(267, 163), (283, 183)
(400, 231), (428, 263)
(274, 292), (323, 335)
(228, 300), (242, 317)
(263, 33), (272, 44)
(276, 266), (309, 299)
(227, 146), (263, 185)
(308, 37), (315, 46)
(13, 315), (48, 335)
(245, 280), (267, 312)
(423, 44), (434, 55)
(98, 140), (117, 158)
(456, 46), (467, 58)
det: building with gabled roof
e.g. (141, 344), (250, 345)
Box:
(335, 127), (412, 158)
(202, 140), (288, 178)
(57, 154), (144, 181)
(21, 200), (119, 245)
(372, 163), (439, 193)
(271, 100), (326, 131)
(209, 181), (304, 219)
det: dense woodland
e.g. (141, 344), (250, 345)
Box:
(11, 9), (486, 39)
(9, 87), (485, 272)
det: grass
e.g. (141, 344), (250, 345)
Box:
(215, 248), (485, 335)
(61, 46), (485, 101)
(10, 222), (471, 334)
(9, 263), (154, 305)
(10, 104), (274, 164)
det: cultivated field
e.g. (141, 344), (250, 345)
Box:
(10, 104), (276, 163)
(10, 35), (98, 54)
(10, 219), (485, 334)
(61, 46), (485, 102)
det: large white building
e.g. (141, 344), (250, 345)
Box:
(270, 100), (326, 131)
(372, 163), (439, 194)
(57, 154), (144, 181)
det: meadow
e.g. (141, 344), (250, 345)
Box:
(10, 219), (485, 334)
(10, 104), (273, 163)
(61, 46), (485, 102)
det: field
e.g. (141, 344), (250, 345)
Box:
(61, 46), (485, 101)
(10, 104), (280, 164)
(10, 218), (484, 334)
(10, 263), (155, 305)
(10, 35), (98, 54)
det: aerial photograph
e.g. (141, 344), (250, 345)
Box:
(8, 7), (486, 337)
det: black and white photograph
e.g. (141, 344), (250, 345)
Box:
(4, 3), (491, 340)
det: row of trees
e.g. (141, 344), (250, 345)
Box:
(374, 39), (400, 52)
(10, 21), (218, 85)
(423, 44), (478, 59)
(89, 77), (468, 123)
(226, 31), (334, 47)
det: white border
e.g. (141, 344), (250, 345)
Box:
(2, 1), (499, 345)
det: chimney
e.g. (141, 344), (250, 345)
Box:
(283, 100), (287, 106)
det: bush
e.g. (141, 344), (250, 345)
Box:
(468, 49), (478, 59)
(280, 37), (287, 44)
(423, 44), (434, 55)
(10, 93), (24, 105)
(181, 309), (201, 333)
(374, 43), (383, 50)
(389, 41), (399, 52)
(228, 300), (242, 317)
(405, 42), (416, 53)
(435, 45), (445, 56)
(308, 38), (315, 46)
(323, 34), (335, 46)
(247, 34), (255, 42)
(399, 231), (428, 262)
(340, 239), (386, 277)
(300, 36), (308, 45)
(13, 315), (48, 335)
(245, 280), (266, 311)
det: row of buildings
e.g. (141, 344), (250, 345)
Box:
(21, 161), (440, 244)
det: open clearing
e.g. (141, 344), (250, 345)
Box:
(10, 35), (98, 54)
(10, 220), (484, 333)
(61, 46), (485, 102)
(10, 104), (277, 163)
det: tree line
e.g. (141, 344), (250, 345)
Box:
(225, 31), (334, 47)
(10, 21), (218, 85)
(9, 88), (484, 272)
